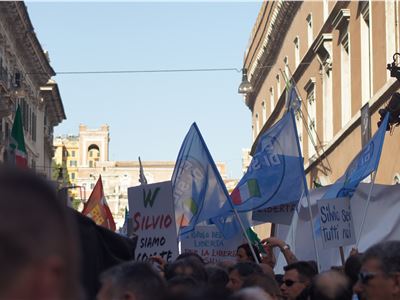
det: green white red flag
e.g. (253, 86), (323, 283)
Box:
(81, 175), (116, 231)
(10, 105), (27, 167)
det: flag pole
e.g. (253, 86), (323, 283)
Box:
(280, 70), (321, 272)
(232, 208), (260, 264)
(356, 170), (378, 248)
(304, 186), (321, 272)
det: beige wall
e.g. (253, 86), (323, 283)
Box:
(243, 0), (400, 196)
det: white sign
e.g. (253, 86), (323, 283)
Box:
(252, 202), (297, 225)
(128, 181), (178, 262)
(181, 225), (244, 263)
(317, 197), (356, 249)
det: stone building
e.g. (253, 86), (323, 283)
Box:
(54, 124), (230, 227)
(0, 2), (65, 178)
(242, 1), (400, 190)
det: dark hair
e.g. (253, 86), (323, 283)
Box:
(242, 273), (281, 298)
(284, 261), (318, 282)
(362, 240), (400, 275)
(165, 258), (207, 282)
(237, 243), (261, 263)
(176, 252), (205, 265)
(205, 265), (229, 289)
(344, 254), (362, 287)
(101, 261), (166, 300)
(229, 262), (263, 278)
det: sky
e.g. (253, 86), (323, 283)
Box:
(26, 1), (262, 179)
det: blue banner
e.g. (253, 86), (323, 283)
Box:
(322, 112), (389, 199)
(172, 123), (231, 236)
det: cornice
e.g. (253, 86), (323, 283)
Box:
(0, 2), (55, 87)
(40, 80), (66, 126)
(244, 1), (302, 111)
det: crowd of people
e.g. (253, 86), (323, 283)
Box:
(1, 167), (400, 300)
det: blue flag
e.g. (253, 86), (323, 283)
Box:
(322, 112), (390, 199)
(213, 110), (307, 238)
(172, 123), (231, 236)
(286, 81), (301, 112)
(232, 110), (307, 212)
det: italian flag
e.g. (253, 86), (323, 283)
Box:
(231, 179), (261, 205)
(178, 198), (198, 228)
(10, 105), (27, 167)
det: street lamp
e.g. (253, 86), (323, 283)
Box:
(238, 68), (253, 94)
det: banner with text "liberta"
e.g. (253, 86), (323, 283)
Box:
(128, 181), (178, 262)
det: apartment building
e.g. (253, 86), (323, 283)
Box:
(0, 2), (65, 177)
(242, 1), (400, 187)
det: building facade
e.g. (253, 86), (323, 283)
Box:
(0, 2), (65, 178)
(242, 1), (400, 189)
(54, 125), (230, 227)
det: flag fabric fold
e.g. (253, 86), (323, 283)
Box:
(82, 176), (116, 231)
(172, 123), (232, 236)
(214, 109), (307, 238)
(9, 105), (27, 167)
(321, 112), (390, 200)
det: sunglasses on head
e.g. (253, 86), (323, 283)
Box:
(358, 271), (377, 284)
(282, 279), (299, 287)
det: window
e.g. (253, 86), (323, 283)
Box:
(71, 150), (76, 157)
(295, 110), (303, 154)
(71, 173), (75, 180)
(305, 78), (317, 158)
(307, 14), (313, 47)
(294, 36), (300, 68)
(284, 56), (289, 78)
(323, 0), (329, 20)
(90, 183), (95, 189)
(262, 101), (267, 125)
(270, 87), (275, 113)
(341, 33), (351, 126)
(89, 151), (93, 157)
(322, 63), (333, 142)
(31, 112), (36, 142)
(276, 74), (281, 100)
(89, 161), (93, 168)
(255, 113), (260, 135)
(69, 160), (77, 167)
(361, 2), (371, 104)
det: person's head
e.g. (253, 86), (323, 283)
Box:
(97, 261), (166, 300)
(230, 287), (274, 300)
(309, 270), (352, 300)
(242, 273), (281, 300)
(0, 167), (81, 300)
(226, 262), (263, 292)
(281, 261), (317, 300)
(166, 275), (199, 300)
(205, 265), (229, 290)
(236, 244), (261, 263)
(353, 241), (400, 300)
(165, 258), (208, 283)
(176, 252), (205, 265)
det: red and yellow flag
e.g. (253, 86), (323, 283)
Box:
(82, 176), (116, 231)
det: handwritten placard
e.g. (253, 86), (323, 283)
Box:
(181, 225), (244, 263)
(128, 181), (178, 262)
(317, 197), (356, 249)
